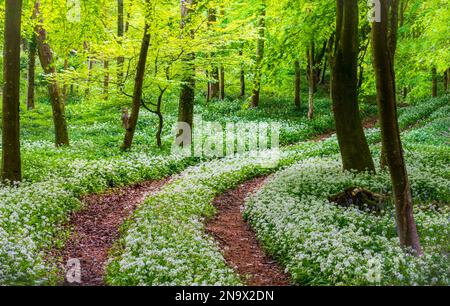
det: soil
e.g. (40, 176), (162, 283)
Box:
(206, 177), (291, 286)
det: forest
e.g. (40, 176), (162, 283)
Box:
(0, 0), (449, 288)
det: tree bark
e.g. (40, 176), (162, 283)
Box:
(122, 23), (151, 150)
(104, 60), (109, 99)
(117, 0), (125, 86)
(62, 57), (69, 101)
(35, 1), (69, 147)
(445, 68), (450, 92)
(371, 0), (422, 255)
(294, 59), (301, 110)
(2, 0), (23, 183)
(307, 43), (315, 119)
(331, 0), (375, 172)
(219, 65), (225, 100)
(239, 49), (245, 98)
(432, 67), (437, 97)
(251, 5), (266, 108)
(177, 0), (196, 139)
(207, 9), (219, 100)
(27, 34), (37, 110)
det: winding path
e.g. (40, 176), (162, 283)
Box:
(57, 179), (170, 286)
(206, 177), (290, 286)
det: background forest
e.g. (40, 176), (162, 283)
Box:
(0, 0), (448, 286)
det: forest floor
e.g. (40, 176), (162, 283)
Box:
(206, 177), (290, 286)
(54, 179), (171, 286)
(53, 117), (381, 286)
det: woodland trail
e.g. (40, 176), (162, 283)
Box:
(206, 177), (291, 286)
(204, 116), (380, 285)
(54, 116), (379, 286)
(56, 179), (170, 286)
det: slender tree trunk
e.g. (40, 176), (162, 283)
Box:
(122, 23), (151, 150)
(104, 60), (109, 99)
(331, 0), (375, 172)
(445, 68), (450, 92)
(251, 5), (266, 108)
(177, 0), (196, 139)
(371, 0), (422, 255)
(219, 65), (225, 100)
(62, 57), (69, 100)
(239, 48), (245, 98)
(307, 43), (315, 119)
(2, 0), (23, 183)
(117, 0), (125, 86)
(431, 67), (437, 97)
(35, 1), (69, 147)
(294, 59), (301, 110)
(380, 0), (399, 170)
(27, 35), (37, 110)
(207, 8), (219, 100)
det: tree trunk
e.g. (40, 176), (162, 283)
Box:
(177, 0), (196, 140)
(62, 57), (69, 101)
(380, 0), (399, 170)
(207, 9), (219, 100)
(104, 60), (109, 99)
(122, 23), (151, 150)
(371, 0), (422, 255)
(117, 0), (125, 86)
(240, 49), (245, 98)
(27, 34), (37, 110)
(219, 65), (225, 100)
(331, 0), (375, 172)
(85, 55), (93, 96)
(445, 68), (450, 92)
(2, 0), (23, 183)
(307, 44), (315, 119)
(294, 59), (301, 110)
(35, 1), (69, 147)
(432, 67), (437, 97)
(251, 5), (266, 108)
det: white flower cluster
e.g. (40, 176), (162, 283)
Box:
(244, 154), (449, 285)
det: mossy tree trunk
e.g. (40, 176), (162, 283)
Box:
(35, 0), (69, 147)
(251, 4), (266, 108)
(122, 23), (151, 150)
(177, 0), (197, 141)
(294, 59), (301, 110)
(207, 8), (219, 100)
(117, 0), (125, 87)
(307, 43), (315, 119)
(239, 49), (245, 98)
(331, 0), (375, 172)
(2, 0), (23, 183)
(431, 67), (437, 97)
(26, 34), (37, 110)
(371, 0), (422, 255)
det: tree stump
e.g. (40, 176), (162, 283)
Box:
(328, 187), (387, 215)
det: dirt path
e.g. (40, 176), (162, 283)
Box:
(57, 179), (170, 286)
(206, 177), (290, 286)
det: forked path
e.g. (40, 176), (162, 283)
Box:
(206, 177), (291, 286)
(57, 179), (170, 286)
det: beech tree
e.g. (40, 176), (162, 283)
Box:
(122, 6), (152, 150)
(372, 0), (422, 255)
(251, 2), (266, 108)
(2, 0), (23, 182)
(177, 0), (196, 138)
(331, 0), (375, 172)
(35, 0), (69, 146)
